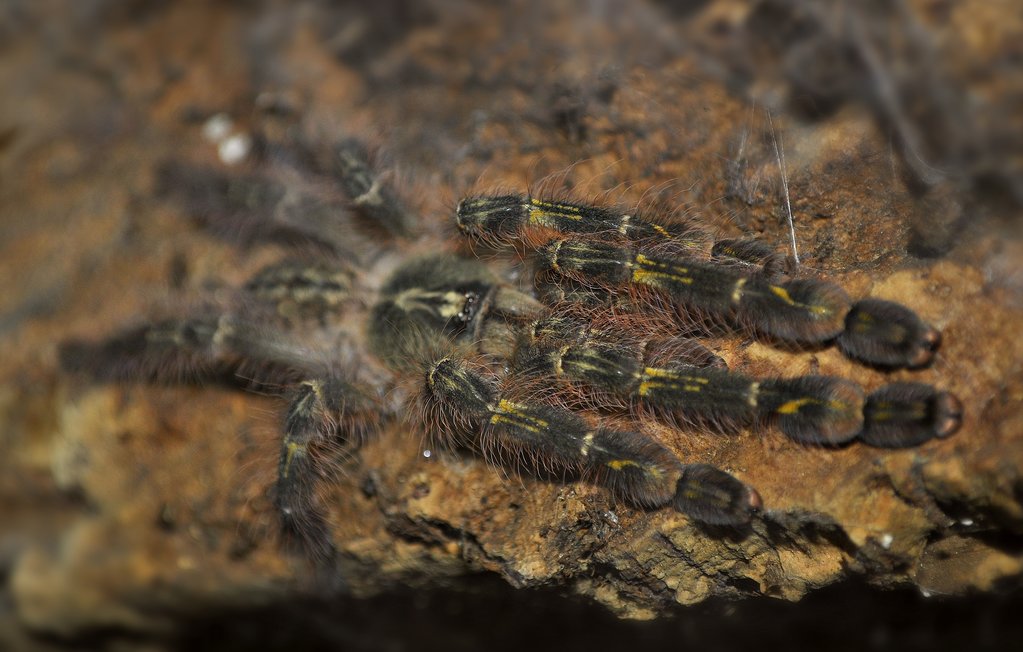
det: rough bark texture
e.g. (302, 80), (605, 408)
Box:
(2, 0), (1022, 648)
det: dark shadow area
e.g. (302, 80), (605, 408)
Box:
(157, 579), (1023, 651)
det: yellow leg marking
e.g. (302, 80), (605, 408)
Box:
(731, 277), (747, 304)
(529, 198), (584, 226)
(637, 367), (709, 396)
(607, 459), (641, 470)
(871, 401), (926, 421)
(854, 311), (876, 333)
(580, 431), (596, 457)
(607, 458), (662, 480)
(548, 239), (564, 272)
(770, 285), (795, 305)
(776, 397), (815, 414)
(302, 379), (324, 401)
(553, 345), (569, 377)
(630, 253), (693, 286)
(489, 398), (549, 433)
(531, 198), (583, 213)
(769, 284), (831, 315)
(288, 381), (322, 419)
(682, 487), (707, 501)
(776, 396), (854, 415)
(282, 441), (306, 479)
(562, 346), (619, 377)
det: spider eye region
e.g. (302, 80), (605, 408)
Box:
(393, 283), (489, 337)
(369, 255), (540, 366)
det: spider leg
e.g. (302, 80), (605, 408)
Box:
(275, 375), (380, 559)
(711, 237), (797, 282)
(455, 194), (706, 255)
(861, 382), (962, 447)
(422, 356), (759, 525)
(518, 309), (959, 447)
(59, 313), (322, 387)
(61, 256), (361, 386)
(323, 139), (418, 238)
(245, 259), (360, 325)
(837, 298), (942, 369)
(62, 253), (388, 558)
(517, 319), (865, 445)
(458, 192), (944, 370)
(155, 160), (358, 256)
(539, 236), (851, 343)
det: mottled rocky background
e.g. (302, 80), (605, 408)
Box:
(2, 0), (1022, 650)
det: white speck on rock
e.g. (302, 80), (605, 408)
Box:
(202, 113), (233, 142)
(218, 133), (251, 165)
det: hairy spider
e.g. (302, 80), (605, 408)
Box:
(60, 132), (963, 561)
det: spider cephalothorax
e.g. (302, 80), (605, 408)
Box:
(61, 136), (962, 560)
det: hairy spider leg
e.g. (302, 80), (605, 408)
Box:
(538, 237), (851, 344)
(368, 256), (759, 524)
(458, 194), (943, 369)
(525, 310), (727, 371)
(861, 382), (962, 447)
(457, 195), (801, 282)
(155, 160), (358, 255)
(59, 314), (325, 386)
(456, 194), (707, 253)
(519, 313), (959, 447)
(326, 139), (417, 238)
(276, 376), (379, 559)
(837, 299), (942, 369)
(517, 334), (865, 445)
(424, 357), (759, 525)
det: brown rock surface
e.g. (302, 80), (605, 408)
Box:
(2, 0), (1021, 648)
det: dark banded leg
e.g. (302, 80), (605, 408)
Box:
(837, 299), (942, 369)
(328, 139), (416, 238)
(519, 338), (865, 445)
(455, 194), (707, 251)
(58, 314), (320, 385)
(424, 357), (759, 525)
(757, 376), (865, 445)
(675, 464), (763, 526)
(523, 310), (726, 370)
(457, 195), (798, 267)
(860, 383), (962, 447)
(60, 256), (362, 383)
(534, 273), (636, 312)
(538, 238), (851, 344)
(154, 160), (355, 254)
(537, 237), (947, 369)
(275, 376), (378, 558)
(457, 194), (946, 370)
(711, 237), (796, 282)
(520, 325), (964, 449)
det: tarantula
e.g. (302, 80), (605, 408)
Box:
(60, 134), (963, 559)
